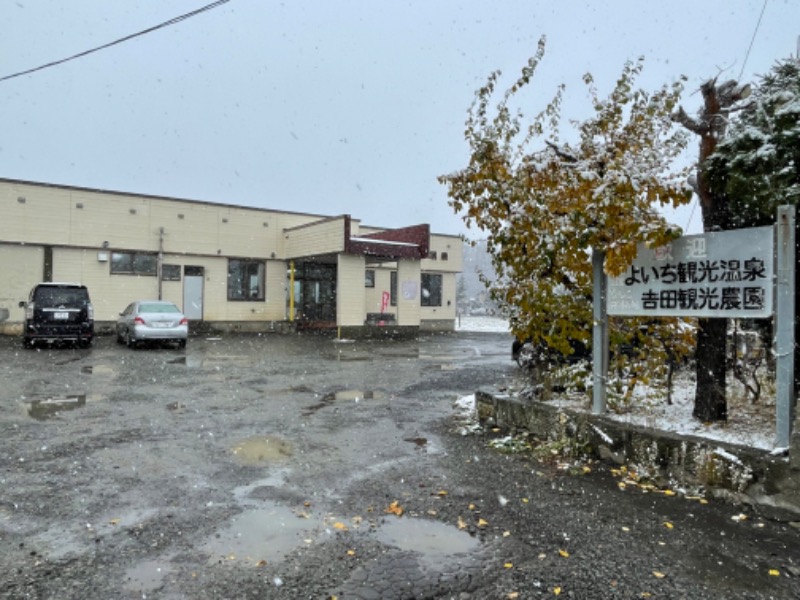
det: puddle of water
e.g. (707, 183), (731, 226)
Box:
(81, 364), (116, 376)
(374, 517), (480, 567)
(27, 395), (86, 420)
(203, 503), (319, 565)
(123, 558), (172, 593)
(303, 390), (385, 415)
(404, 436), (428, 448)
(233, 470), (292, 506)
(231, 436), (292, 466)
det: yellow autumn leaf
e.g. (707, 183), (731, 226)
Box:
(559, 549), (570, 558)
(437, 490), (448, 496)
(385, 501), (404, 516)
(468, 503), (476, 510)
(478, 518), (489, 528)
(255, 559), (267, 567)
(652, 571), (666, 579)
(346, 550), (356, 556)
(508, 593), (520, 599)
(457, 516), (467, 530)
(333, 522), (349, 531)
(621, 526), (630, 532)
(522, 498), (529, 503)
(663, 490), (676, 496)
(504, 562), (513, 569)
(503, 530), (511, 537)
(663, 521), (674, 529)
(554, 587), (562, 595)
(768, 569), (780, 577)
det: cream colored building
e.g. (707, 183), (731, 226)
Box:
(0, 178), (462, 338)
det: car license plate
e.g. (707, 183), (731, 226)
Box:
(54, 312), (69, 320)
(153, 322), (170, 328)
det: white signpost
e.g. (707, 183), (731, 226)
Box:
(593, 207), (795, 448)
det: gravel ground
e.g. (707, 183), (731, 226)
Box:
(1, 331), (798, 599)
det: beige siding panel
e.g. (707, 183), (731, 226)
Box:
(337, 254), (366, 326)
(422, 234), (463, 273)
(0, 245), (44, 321)
(284, 218), (346, 258)
(396, 259), (421, 326)
(1, 184), (72, 245)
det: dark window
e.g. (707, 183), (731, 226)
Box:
(429, 251), (437, 260)
(421, 273), (442, 306)
(365, 269), (375, 288)
(228, 259), (265, 301)
(161, 264), (182, 281)
(441, 252), (449, 261)
(390, 271), (397, 306)
(111, 252), (157, 275)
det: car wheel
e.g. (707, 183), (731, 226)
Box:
(78, 339), (92, 349)
(123, 330), (136, 349)
(116, 330), (125, 344)
(515, 342), (536, 368)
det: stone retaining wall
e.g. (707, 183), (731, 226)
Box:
(476, 388), (800, 521)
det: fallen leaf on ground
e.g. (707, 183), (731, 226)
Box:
(457, 516), (467, 530)
(653, 571), (666, 579)
(385, 501), (404, 516)
(478, 518), (489, 528)
(769, 569), (780, 576)
(504, 562), (513, 569)
(558, 549), (570, 558)
(333, 522), (348, 531)
(553, 587), (562, 595)
(663, 522), (674, 529)
(255, 559), (267, 567)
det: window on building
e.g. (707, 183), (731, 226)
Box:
(110, 252), (157, 275)
(390, 271), (397, 306)
(228, 259), (265, 301)
(441, 252), (449, 261)
(428, 251), (437, 260)
(161, 264), (182, 281)
(421, 273), (442, 306)
(365, 269), (375, 288)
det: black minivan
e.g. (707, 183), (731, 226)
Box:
(20, 283), (95, 348)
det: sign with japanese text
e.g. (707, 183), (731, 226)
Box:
(607, 227), (774, 318)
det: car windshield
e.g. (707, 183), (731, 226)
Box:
(139, 303), (180, 314)
(34, 287), (88, 306)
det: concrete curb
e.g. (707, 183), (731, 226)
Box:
(476, 388), (800, 521)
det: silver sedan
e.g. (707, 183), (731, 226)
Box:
(116, 300), (188, 348)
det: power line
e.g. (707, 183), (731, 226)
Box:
(0, 0), (231, 84)
(738, 0), (768, 81)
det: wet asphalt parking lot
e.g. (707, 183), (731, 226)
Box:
(1, 330), (799, 599)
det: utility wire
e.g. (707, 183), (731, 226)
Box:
(0, 0), (231, 83)
(738, 0), (768, 81)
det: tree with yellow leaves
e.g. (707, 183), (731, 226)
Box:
(440, 37), (695, 400)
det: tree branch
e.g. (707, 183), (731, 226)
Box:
(670, 106), (706, 135)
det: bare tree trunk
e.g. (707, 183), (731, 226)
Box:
(693, 318), (728, 421)
(673, 78), (751, 423)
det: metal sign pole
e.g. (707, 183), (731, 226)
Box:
(775, 205), (796, 448)
(592, 249), (608, 414)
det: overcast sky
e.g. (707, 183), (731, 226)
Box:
(1, 1), (797, 237)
